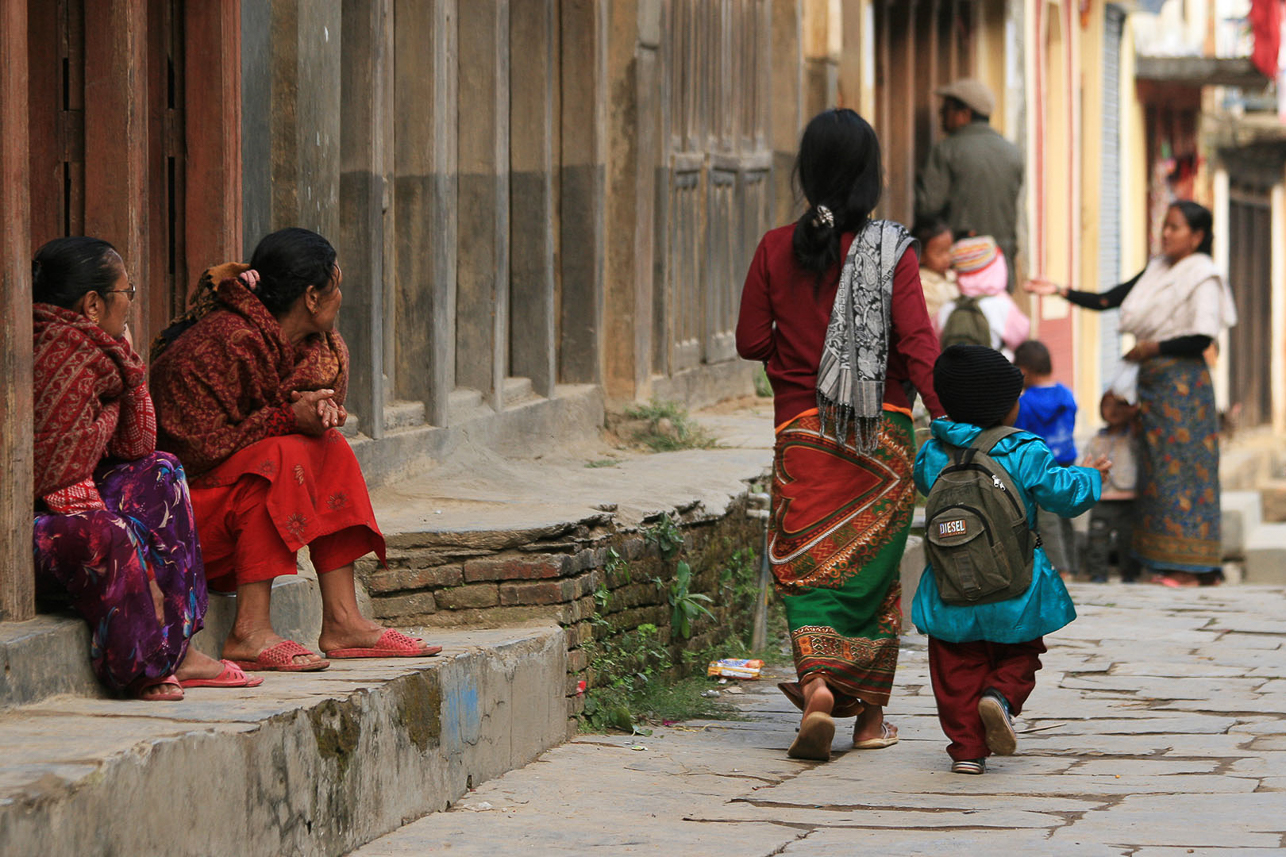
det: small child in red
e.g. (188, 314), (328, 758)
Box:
(912, 346), (1110, 774)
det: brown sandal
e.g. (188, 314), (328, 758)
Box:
(788, 711), (836, 761)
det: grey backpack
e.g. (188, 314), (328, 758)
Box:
(924, 427), (1037, 605)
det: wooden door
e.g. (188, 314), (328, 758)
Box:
(27, 0), (191, 345)
(1227, 185), (1273, 427)
(27, 0), (85, 247)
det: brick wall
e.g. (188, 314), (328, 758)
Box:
(357, 494), (764, 731)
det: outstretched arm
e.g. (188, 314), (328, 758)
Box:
(1015, 439), (1103, 519)
(1027, 269), (1143, 310)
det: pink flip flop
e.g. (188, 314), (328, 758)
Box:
(180, 659), (265, 689)
(231, 640), (330, 672)
(324, 629), (443, 659)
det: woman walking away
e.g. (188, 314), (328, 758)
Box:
(737, 108), (945, 761)
(1026, 200), (1236, 587)
(31, 237), (259, 701)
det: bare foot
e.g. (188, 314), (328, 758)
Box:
(317, 619), (433, 655)
(801, 677), (835, 719)
(174, 649), (227, 682)
(131, 676), (184, 701)
(222, 629), (325, 667)
(854, 704), (898, 745)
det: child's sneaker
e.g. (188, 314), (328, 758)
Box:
(950, 758), (986, 775)
(978, 689), (1017, 755)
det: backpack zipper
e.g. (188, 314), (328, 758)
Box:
(941, 462), (1025, 520)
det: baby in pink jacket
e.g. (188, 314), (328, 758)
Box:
(937, 236), (1030, 356)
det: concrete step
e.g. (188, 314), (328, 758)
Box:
(350, 383), (603, 491)
(502, 376), (535, 405)
(1243, 522), (1286, 584)
(0, 624), (568, 857)
(0, 615), (101, 709)
(1220, 427), (1286, 490)
(448, 388), (491, 424)
(384, 399), (428, 431)
(2, 575), (327, 711)
(1222, 490), (1264, 561)
(335, 401), (430, 438)
(1260, 478), (1286, 524)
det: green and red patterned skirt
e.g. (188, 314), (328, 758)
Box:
(770, 408), (914, 713)
(1135, 356), (1221, 574)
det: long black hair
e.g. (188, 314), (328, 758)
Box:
(791, 108), (883, 280)
(1170, 200), (1214, 256)
(249, 227), (338, 315)
(31, 236), (122, 308)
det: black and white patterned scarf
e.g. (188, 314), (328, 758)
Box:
(815, 220), (917, 454)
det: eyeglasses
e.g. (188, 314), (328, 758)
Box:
(103, 284), (136, 302)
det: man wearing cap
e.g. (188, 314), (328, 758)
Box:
(915, 78), (1024, 292)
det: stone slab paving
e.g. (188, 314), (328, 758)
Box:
(356, 583), (1286, 855)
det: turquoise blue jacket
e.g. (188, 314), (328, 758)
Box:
(911, 419), (1101, 644)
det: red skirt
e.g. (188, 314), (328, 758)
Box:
(190, 430), (386, 591)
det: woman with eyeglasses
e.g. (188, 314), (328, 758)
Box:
(149, 228), (440, 673)
(31, 236), (260, 700)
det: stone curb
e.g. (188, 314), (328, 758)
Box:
(0, 625), (567, 857)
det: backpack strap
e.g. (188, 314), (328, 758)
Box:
(970, 426), (1023, 455)
(963, 426), (1037, 536)
(943, 426), (1025, 464)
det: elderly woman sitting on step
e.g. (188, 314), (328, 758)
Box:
(149, 227), (440, 671)
(31, 236), (261, 700)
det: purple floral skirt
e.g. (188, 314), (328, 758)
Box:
(33, 452), (208, 691)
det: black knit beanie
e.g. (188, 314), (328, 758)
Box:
(934, 345), (1025, 428)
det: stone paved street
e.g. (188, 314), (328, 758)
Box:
(357, 584), (1286, 855)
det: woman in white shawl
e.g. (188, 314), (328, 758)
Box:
(1026, 201), (1236, 586)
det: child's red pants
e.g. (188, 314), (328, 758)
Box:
(927, 636), (1046, 761)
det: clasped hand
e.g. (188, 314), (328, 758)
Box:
(290, 389), (347, 435)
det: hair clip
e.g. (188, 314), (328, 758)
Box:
(815, 205), (835, 228)
(238, 269), (262, 293)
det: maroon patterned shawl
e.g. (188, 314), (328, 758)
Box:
(149, 266), (348, 479)
(32, 303), (156, 499)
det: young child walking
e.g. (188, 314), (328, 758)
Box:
(912, 345), (1109, 775)
(1012, 340), (1080, 577)
(1083, 392), (1142, 583)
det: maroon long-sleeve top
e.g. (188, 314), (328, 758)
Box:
(736, 224), (945, 427)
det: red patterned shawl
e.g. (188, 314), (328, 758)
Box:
(149, 271), (348, 479)
(32, 303), (156, 499)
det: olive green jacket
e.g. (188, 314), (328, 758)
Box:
(915, 122), (1023, 283)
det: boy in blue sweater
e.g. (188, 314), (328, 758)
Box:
(913, 346), (1109, 775)
(1012, 340), (1080, 577)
